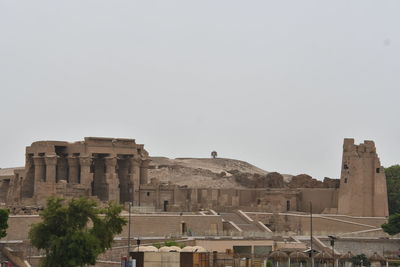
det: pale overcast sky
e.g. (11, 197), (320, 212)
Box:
(0, 1), (399, 179)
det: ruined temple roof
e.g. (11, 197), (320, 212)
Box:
(0, 167), (24, 179)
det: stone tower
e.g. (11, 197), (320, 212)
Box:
(337, 139), (389, 217)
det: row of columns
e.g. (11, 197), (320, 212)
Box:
(30, 154), (150, 203)
(32, 155), (93, 185)
(31, 156), (149, 183)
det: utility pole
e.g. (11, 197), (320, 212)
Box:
(328, 236), (336, 267)
(310, 202), (314, 267)
(127, 202), (132, 258)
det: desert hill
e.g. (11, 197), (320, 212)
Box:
(1, 157), (338, 190)
(148, 157), (267, 188)
(148, 157), (339, 189)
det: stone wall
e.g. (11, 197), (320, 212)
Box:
(298, 188), (339, 213)
(121, 214), (223, 237)
(320, 238), (400, 257)
(5, 215), (42, 240)
(3, 214), (223, 241)
(139, 183), (307, 213)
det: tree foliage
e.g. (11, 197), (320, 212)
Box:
(381, 165), (400, 236)
(351, 254), (370, 266)
(29, 197), (127, 267)
(0, 209), (9, 239)
(382, 213), (400, 235)
(385, 165), (400, 215)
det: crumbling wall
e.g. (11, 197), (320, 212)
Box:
(337, 139), (389, 217)
(20, 156), (34, 198)
(288, 174), (324, 188)
(6, 170), (24, 205)
(230, 170), (285, 188)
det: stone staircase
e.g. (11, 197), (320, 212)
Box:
(219, 212), (262, 233)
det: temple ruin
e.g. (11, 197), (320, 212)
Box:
(338, 138), (389, 217)
(0, 137), (389, 218)
(5, 137), (150, 205)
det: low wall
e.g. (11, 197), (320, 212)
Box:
(4, 213), (223, 241)
(245, 212), (386, 235)
(320, 238), (400, 258)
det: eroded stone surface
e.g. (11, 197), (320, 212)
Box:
(337, 139), (389, 217)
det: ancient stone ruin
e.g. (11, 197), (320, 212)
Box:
(338, 139), (389, 217)
(0, 137), (389, 218)
(6, 137), (149, 206)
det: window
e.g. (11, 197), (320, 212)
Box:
(146, 192), (150, 196)
(344, 178), (348, 183)
(286, 200), (291, 211)
(376, 168), (380, 173)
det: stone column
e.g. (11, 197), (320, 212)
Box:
(105, 157), (117, 174)
(128, 158), (141, 205)
(140, 159), (150, 185)
(117, 159), (130, 203)
(105, 157), (119, 203)
(45, 156), (58, 184)
(67, 156), (80, 184)
(33, 156), (46, 182)
(79, 156), (93, 187)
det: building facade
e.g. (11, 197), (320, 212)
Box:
(7, 137), (150, 205)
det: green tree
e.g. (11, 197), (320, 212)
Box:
(385, 165), (400, 215)
(0, 209), (9, 238)
(29, 197), (127, 267)
(351, 254), (370, 267)
(382, 213), (400, 235)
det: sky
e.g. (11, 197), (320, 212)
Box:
(0, 1), (399, 179)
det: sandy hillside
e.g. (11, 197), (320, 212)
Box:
(148, 157), (277, 188)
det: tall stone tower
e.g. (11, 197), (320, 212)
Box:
(337, 139), (389, 217)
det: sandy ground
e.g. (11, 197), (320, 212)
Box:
(148, 157), (292, 189)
